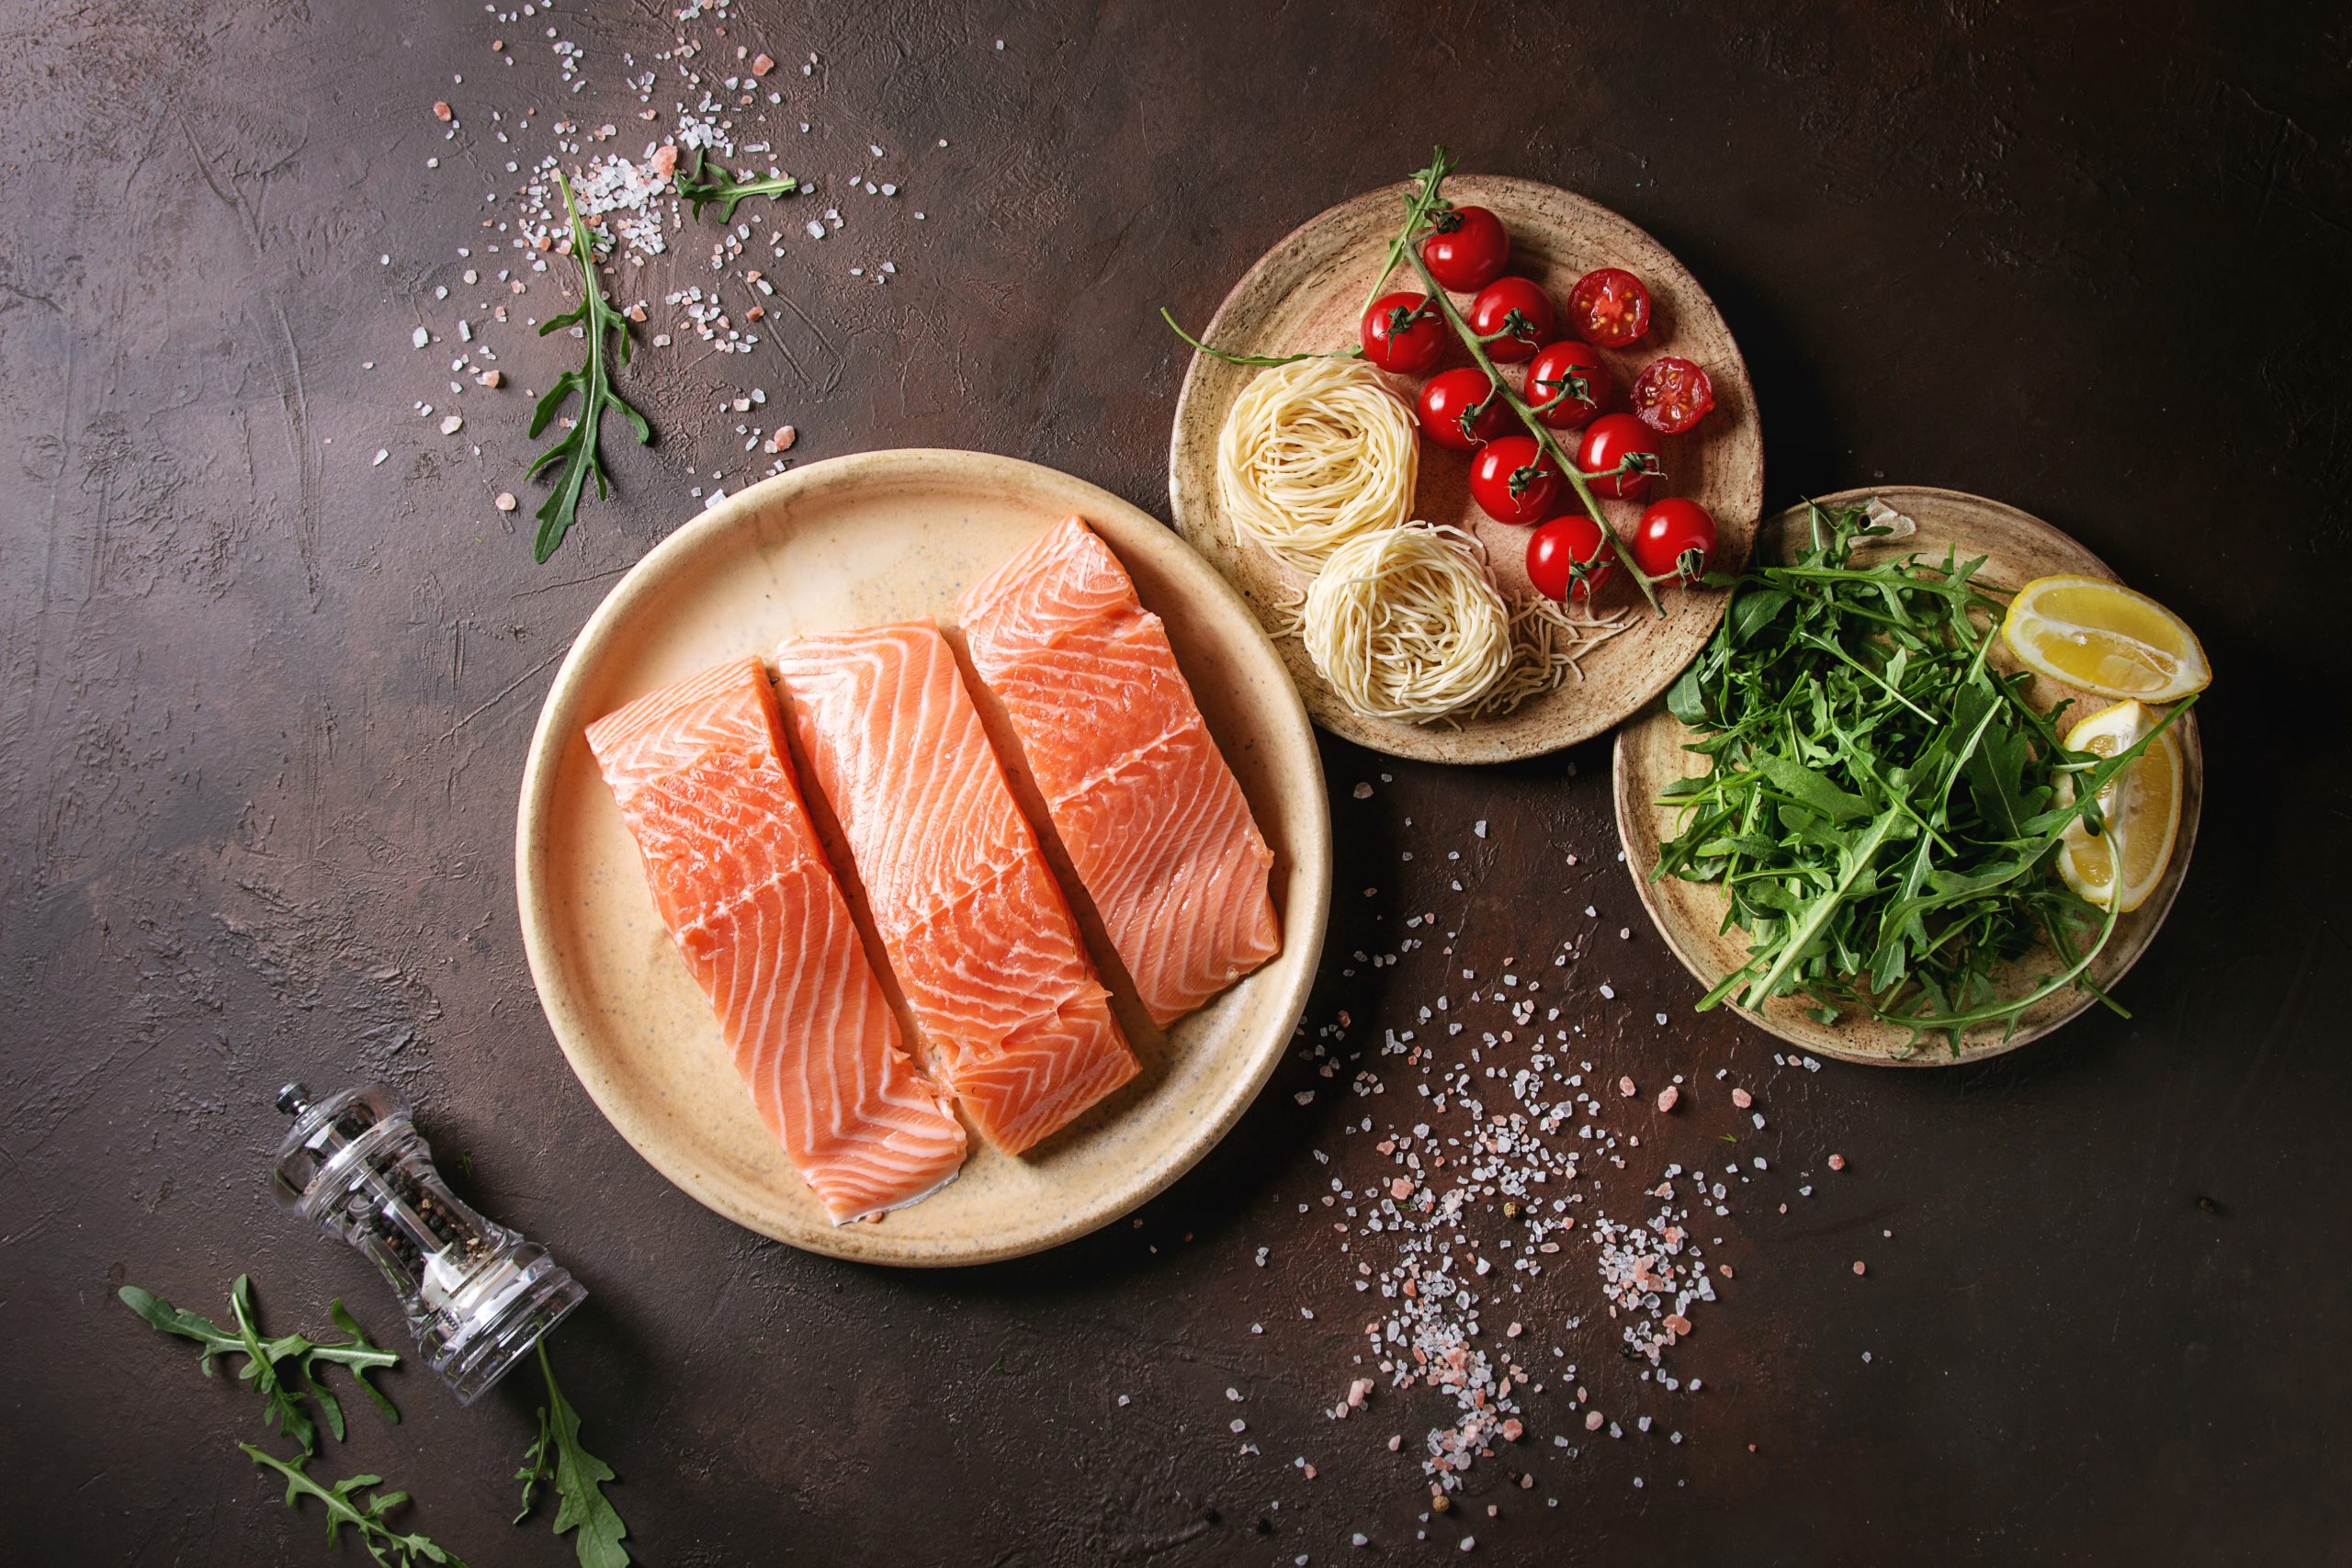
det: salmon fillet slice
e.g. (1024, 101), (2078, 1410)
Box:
(773, 623), (1138, 1155)
(958, 516), (1280, 1025)
(585, 657), (967, 1223)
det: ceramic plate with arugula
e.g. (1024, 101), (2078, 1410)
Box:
(1611, 487), (2205, 1065)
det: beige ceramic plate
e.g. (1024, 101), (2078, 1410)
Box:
(515, 450), (1332, 1264)
(1169, 175), (1765, 763)
(1612, 487), (2203, 1066)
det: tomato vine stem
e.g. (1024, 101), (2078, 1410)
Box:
(1405, 245), (1663, 615)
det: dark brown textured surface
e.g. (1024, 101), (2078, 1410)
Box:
(4, 1), (2348, 1563)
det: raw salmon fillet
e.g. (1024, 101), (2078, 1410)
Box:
(958, 516), (1280, 1025)
(585, 657), (966, 1223)
(772, 624), (1137, 1155)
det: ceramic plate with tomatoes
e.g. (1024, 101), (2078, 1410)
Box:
(1168, 174), (1763, 763)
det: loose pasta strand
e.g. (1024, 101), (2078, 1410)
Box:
(1472, 592), (1634, 719)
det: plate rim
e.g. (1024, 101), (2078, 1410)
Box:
(514, 447), (1333, 1263)
(1610, 484), (2204, 1066)
(1167, 172), (1764, 764)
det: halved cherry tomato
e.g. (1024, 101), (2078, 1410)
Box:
(1360, 291), (1445, 374)
(1566, 267), (1653, 348)
(1468, 435), (1563, 525)
(1576, 413), (1659, 501)
(1416, 367), (1510, 453)
(1631, 498), (1719, 582)
(1419, 206), (1510, 293)
(1528, 513), (1615, 603)
(1630, 355), (1715, 434)
(1523, 340), (1612, 431)
(1466, 276), (1555, 365)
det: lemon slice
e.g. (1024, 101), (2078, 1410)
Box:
(2055, 700), (2182, 913)
(2002, 575), (2211, 702)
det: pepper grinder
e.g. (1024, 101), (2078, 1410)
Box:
(272, 1080), (586, 1404)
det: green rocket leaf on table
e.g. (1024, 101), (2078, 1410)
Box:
(529, 170), (653, 564)
(515, 1339), (630, 1568)
(673, 147), (798, 224)
(119, 1276), (400, 1453)
(243, 1445), (468, 1568)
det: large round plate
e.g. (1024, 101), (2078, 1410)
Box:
(516, 450), (1332, 1263)
(1612, 487), (2203, 1066)
(1169, 175), (1764, 763)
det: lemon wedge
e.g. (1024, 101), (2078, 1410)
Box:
(2002, 575), (2211, 702)
(2055, 700), (2182, 913)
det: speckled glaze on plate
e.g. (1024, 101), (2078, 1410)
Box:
(1168, 175), (1766, 763)
(515, 450), (1332, 1264)
(1612, 487), (2203, 1066)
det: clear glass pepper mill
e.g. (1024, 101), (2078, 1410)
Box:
(272, 1080), (586, 1405)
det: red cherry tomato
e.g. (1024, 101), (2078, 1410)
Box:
(1576, 413), (1659, 501)
(1523, 340), (1612, 431)
(1419, 206), (1510, 293)
(1630, 355), (1716, 434)
(1415, 367), (1510, 453)
(1360, 291), (1445, 374)
(1466, 276), (1555, 365)
(1632, 498), (1719, 582)
(1527, 513), (1615, 603)
(1566, 267), (1653, 348)
(1467, 434), (1562, 525)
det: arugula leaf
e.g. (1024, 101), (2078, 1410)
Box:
(119, 1278), (400, 1452)
(243, 1445), (467, 1568)
(528, 171), (654, 563)
(514, 1404), (553, 1525)
(515, 1339), (630, 1568)
(673, 148), (797, 224)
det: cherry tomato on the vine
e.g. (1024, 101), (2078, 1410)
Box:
(1466, 276), (1555, 365)
(1523, 340), (1612, 431)
(1527, 513), (1615, 603)
(1576, 413), (1659, 501)
(1360, 291), (1446, 374)
(1415, 367), (1510, 453)
(1631, 498), (1719, 582)
(1566, 267), (1653, 348)
(1419, 206), (1510, 293)
(1467, 434), (1563, 525)
(1630, 355), (1715, 435)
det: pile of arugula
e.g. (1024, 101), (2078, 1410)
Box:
(1655, 501), (2191, 1051)
(121, 1276), (629, 1567)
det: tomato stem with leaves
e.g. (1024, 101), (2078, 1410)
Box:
(1158, 146), (1462, 368)
(1403, 243), (1661, 613)
(529, 172), (653, 564)
(1358, 144), (1459, 315)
